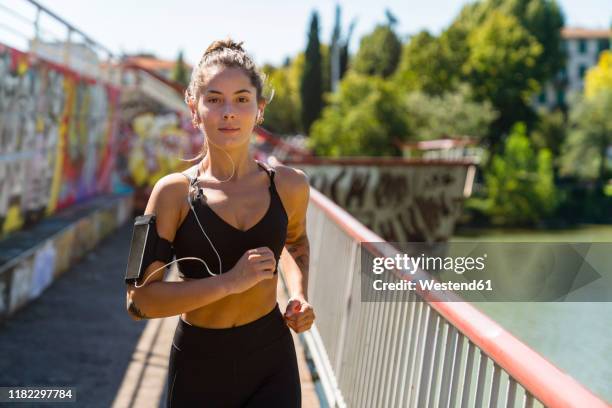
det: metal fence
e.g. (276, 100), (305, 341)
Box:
(302, 187), (608, 408)
(0, 0), (118, 84)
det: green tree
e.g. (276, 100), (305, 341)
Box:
(403, 85), (498, 140)
(394, 31), (460, 95)
(393, 1), (480, 96)
(259, 54), (304, 135)
(171, 50), (189, 88)
(300, 11), (324, 134)
(531, 108), (566, 164)
(260, 66), (301, 135)
(482, 0), (565, 82)
(329, 5), (356, 90)
(465, 11), (542, 143)
(438, 1), (493, 90)
(308, 73), (409, 156)
(340, 21), (356, 82)
(351, 15), (402, 78)
(321, 44), (331, 95)
(483, 122), (559, 225)
(422, 0), (565, 146)
(449, 0), (565, 83)
(559, 90), (612, 186)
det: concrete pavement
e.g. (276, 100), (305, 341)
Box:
(0, 221), (320, 407)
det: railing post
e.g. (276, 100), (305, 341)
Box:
(461, 341), (476, 408)
(63, 27), (72, 67)
(333, 240), (358, 379)
(31, 6), (41, 53)
(474, 351), (489, 407)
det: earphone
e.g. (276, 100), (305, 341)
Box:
(132, 180), (223, 288)
(132, 105), (278, 288)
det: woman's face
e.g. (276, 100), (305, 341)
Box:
(193, 66), (264, 150)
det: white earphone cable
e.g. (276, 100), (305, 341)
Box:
(134, 256), (213, 288)
(134, 115), (267, 288)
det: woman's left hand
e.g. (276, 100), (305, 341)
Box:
(283, 297), (315, 333)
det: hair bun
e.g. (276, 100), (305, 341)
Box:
(186, 37), (269, 109)
(204, 38), (245, 56)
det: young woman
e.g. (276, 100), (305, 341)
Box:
(125, 38), (315, 407)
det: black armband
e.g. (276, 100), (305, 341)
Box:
(124, 214), (174, 285)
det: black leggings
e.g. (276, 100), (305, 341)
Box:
(166, 303), (301, 407)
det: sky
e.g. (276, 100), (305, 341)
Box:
(3, 0), (611, 67)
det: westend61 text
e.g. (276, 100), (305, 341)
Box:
(372, 279), (493, 292)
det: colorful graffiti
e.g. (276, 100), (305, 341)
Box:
(0, 194), (131, 319)
(0, 43), (121, 237)
(122, 113), (199, 186)
(288, 161), (475, 242)
(116, 111), (202, 211)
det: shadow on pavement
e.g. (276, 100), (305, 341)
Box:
(0, 221), (150, 407)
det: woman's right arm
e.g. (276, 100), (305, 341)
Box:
(125, 173), (232, 320)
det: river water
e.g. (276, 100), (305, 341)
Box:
(452, 224), (612, 403)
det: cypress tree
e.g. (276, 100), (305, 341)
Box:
(300, 11), (323, 135)
(172, 50), (189, 88)
(340, 19), (356, 80)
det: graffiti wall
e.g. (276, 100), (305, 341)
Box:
(0, 194), (132, 319)
(286, 159), (475, 242)
(116, 110), (202, 211)
(0, 43), (121, 238)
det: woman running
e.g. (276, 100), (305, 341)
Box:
(125, 38), (315, 407)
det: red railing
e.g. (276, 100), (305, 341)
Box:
(307, 185), (609, 407)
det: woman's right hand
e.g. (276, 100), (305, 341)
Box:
(224, 247), (277, 294)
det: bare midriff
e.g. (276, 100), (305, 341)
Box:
(180, 276), (278, 328)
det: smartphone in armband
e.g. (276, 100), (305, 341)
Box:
(125, 214), (158, 285)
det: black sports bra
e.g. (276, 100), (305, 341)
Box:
(172, 161), (288, 280)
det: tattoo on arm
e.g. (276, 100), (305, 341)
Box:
(128, 299), (148, 320)
(287, 234), (310, 272)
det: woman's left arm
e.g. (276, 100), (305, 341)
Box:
(277, 166), (316, 333)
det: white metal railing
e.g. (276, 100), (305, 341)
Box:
(128, 68), (190, 114)
(301, 187), (609, 408)
(0, 0), (118, 84)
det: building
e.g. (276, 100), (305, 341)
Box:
(537, 27), (611, 109)
(121, 54), (192, 82)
